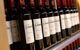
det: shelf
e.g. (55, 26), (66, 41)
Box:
(49, 31), (80, 50)
(0, 0), (10, 50)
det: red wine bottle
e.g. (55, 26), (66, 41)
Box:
(49, 0), (57, 44)
(60, 0), (72, 36)
(38, 0), (52, 47)
(62, 48), (66, 50)
(18, 0), (35, 50)
(8, 0), (22, 49)
(66, 45), (70, 50)
(76, 39), (78, 49)
(77, 39), (79, 49)
(34, 0), (51, 48)
(5, 10), (13, 50)
(57, 0), (67, 38)
(75, 9), (80, 31)
(74, 9), (78, 32)
(72, 0), (80, 31)
(44, 0), (57, 45)
(4, 0), (21, 50)
(70, 43), (73, 50)
(61, 0), (72, 36)
(27, 0), (44, 50)
(68, 0), (76, 33)
(51, 0), (62, 41)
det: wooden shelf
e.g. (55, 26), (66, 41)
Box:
(0, 0), (10, 50)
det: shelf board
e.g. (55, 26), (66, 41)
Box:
(43, 30), (80, 50)
(0, 0), (10, 50)
(49, 31), (80, 50)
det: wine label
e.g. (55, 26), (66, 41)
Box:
(33, 18), (43, 40)
(77, 13), (80, 24)
(65, 14), (72, 28)
(75, 12), (79, 24)
(54, 16), (61, 32)
(74, 13), (77, 25)
(11, 20), (20, 42)
(42, 17), (50, 37)
(70, 13), (75, 27)
(61, 14), (66, 29)
(24, 20), (34, 44)
(6, 21), (13, 45)
(48, 17), (56, 35)
(73, 14), (76, 26)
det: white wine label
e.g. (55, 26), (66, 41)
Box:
(54, 16), (61, 32)
(11, 20), (20, 42)
(73, 13), (75, 26)
(70, 13), (75, 26)
(42, 18), (50, 37)
(48, 17), (55, 23)
(6, 21), (13, 45)
(48, 17), (56, 35)
(33, 18), (43, 40)
(76, 13), (80, 24)
(24, 20), (34, 44)
(74, 13), (77, 25)
(61, 14), (66, 29)
(74, 13), (78, 25)
(65, 14), (72, 28)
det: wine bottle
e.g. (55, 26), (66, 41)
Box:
(66, 46), (68, 50)
(61, 0), (72, 36)
(5, 10), (13, 50)
(77, 39), (79, 49)
(70, 0), (80, 32)
(79, 38), (80, 47)
(27, 0), (44, 50)
(48, 0), (58, 44)
(8, 0), (22, 49)
(68, 44), (71, 50)
(51, 0), (62, 41)
(76, 39), (78, 49)
(57, 0), (67, 38)
(18, 0), (35, 50)
(39, 0), (52, 47)
(41, 0), (52, 47)
(68, 0), (76, 33)
(34, 0), (51, 48)
(59, 0), (72, 36)
(4, 0), (21, 50)
(70, 44), (73, 50)
(44, 0), (57, 44)
(74, 8), (80, 31)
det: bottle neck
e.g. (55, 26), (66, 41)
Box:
(39, 0), (45, 7)
(50, 0), (55, 9)
(44, 0), (50, 8)
(66, 0), (72, 9)
(56, 0), (62, 10)
(61, 0), (67, 8)
(29, 0), (35, 7)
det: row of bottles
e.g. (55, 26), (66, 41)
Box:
(4, 0), (80, 50)
(62, 38), (80, 50)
